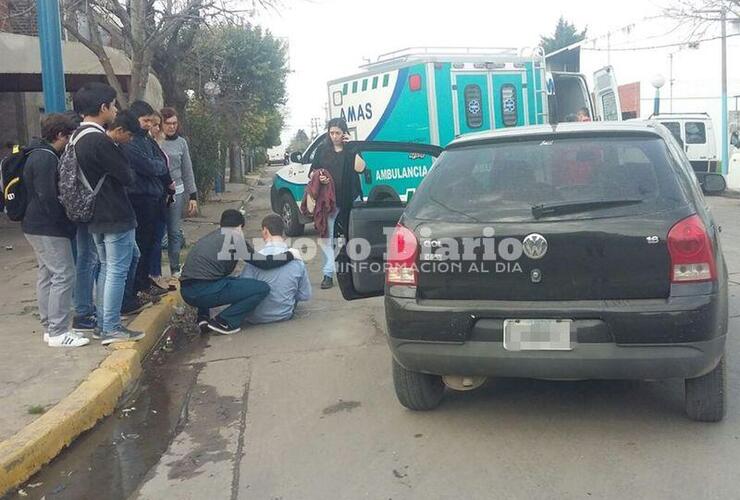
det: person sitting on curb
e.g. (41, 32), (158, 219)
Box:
(179, 209), (298, 335)
(22, 114), (90, 347)
(240, 214), (311, 324)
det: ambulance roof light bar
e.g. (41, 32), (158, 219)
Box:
(363, 46), (520, 68)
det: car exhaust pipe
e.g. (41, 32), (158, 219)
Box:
(442, 375), (487, 391)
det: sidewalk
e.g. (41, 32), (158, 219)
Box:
(0, 181), (257, 494)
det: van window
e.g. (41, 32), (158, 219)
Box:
(661, 122), (682, 144)
(464, 84), (484, 129)
(552, 74), (591, 122)
(686, 122), (706, 144)
(407, 136), (688, 222)
(500, 84), (518, 127)
(600, 90), (619, 121)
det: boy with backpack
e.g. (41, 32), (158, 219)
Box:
(20, 113), (90, 347)
(69, 82), (145, 345)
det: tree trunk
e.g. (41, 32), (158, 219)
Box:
(229, 142), (243, 183)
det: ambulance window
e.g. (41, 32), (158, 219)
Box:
(352, 81), (358, 94)
(362, 79), (368, 91)
(661, 122), (682, 144)
(600, 90), (619, 121)
(383, 74), (390, 87)
(372, 76), (379, 89)
(464, 84), (484, 129)
(686, 122), (706, 144)
(342, 83), (348, 96)
(500, 84), (518, 127)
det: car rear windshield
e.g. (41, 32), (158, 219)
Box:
(407, 135), (689, 222)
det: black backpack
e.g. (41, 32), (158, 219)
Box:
(1, 146), (57, 221)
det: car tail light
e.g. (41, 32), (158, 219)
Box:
(386, 224), (419, 285)
(667, 214), (716, 283)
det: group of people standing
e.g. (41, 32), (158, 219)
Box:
(17, 82), (197, 347)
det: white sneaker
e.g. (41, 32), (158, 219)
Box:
(48, 331), (91, 348)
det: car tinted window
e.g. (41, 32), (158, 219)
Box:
(407, 136), (689, 222)
(686, 122), (706, 144)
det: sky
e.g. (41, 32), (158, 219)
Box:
(253, 0), (668, 144)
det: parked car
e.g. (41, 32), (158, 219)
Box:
(337, 121), (729, 422)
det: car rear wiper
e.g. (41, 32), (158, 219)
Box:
(531, 199), (643, 219)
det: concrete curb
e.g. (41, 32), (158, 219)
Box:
(0, 292), (182, 496)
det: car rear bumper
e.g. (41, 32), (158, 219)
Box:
(389, 335), (726, 380)
(385, 288), (727, 380)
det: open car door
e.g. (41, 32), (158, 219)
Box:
(336, 141), (443, 300)
(593, 66), (622, 121)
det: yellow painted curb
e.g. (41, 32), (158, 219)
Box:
(0, 292), (183, 496)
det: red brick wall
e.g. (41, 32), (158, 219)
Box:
(619, 82), (641, 119)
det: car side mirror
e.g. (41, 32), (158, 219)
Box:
(363, 168), (372, 184)
(700, 173), (727, 194)
(290, 152), (302, 163)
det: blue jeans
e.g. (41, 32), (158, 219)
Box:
(166, 192), (186, 273)
(72, 224), (99, 317)
(93, 229), (136, 333)
(320, 209), (339, 278)
(180, 278), (270, 329)
(149, 218), (166, 277)
(123, 241), (141, 309)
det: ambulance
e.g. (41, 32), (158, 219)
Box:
(271, 46), (621, 235)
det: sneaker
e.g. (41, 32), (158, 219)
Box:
(320, 276), (334, 289)
(92, 327), (102, 340)
(48, 331), (91, 348)
(121, 297), (153, 317)
(72, 315), (97, 332)
(101, 326), (146, 346)
(206, 317), (240, 335)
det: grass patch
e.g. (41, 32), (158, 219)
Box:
(27, 405), (46, 415)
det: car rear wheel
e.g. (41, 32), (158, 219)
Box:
(280, 192), (304, 237)
(685, 356), (726, 422)
(392, 358), (445, 411)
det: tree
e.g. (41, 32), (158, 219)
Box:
(182, 23), (289, 181)
(59, 1), (274, 107)
(288, 129), (310, 154)
(665, 1), (740, 39)
(540, 16), (588, 54)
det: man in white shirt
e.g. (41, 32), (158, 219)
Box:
(240, 215), (311, 324)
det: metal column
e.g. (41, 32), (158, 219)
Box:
(36, 0), (67, 112)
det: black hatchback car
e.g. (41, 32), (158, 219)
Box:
(336, 122), (728, 422)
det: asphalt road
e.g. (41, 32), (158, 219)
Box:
(13, 172), (739, 500)
(123, 175), (740, 500)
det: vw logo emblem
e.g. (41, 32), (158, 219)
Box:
(522, 233), (548, 259)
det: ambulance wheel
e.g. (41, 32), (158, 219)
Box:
(281, 192), (304, 237)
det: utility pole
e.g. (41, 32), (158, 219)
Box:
(721, 6), (728, 175)
(36, 0), (67, 112)
(669, 53), (674, 113)
(698, 6), (730, 175)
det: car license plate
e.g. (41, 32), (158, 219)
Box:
(503, 319), (572, 351)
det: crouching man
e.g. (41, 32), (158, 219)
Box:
(179, 209), (296, 335)
(240, 215), (311, 324)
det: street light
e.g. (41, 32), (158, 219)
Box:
(651, 74), (666, 116)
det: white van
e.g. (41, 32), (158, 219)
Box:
(651, 113), (718, 173)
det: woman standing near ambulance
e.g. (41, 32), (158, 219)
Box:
(309, 118), (365, 290)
